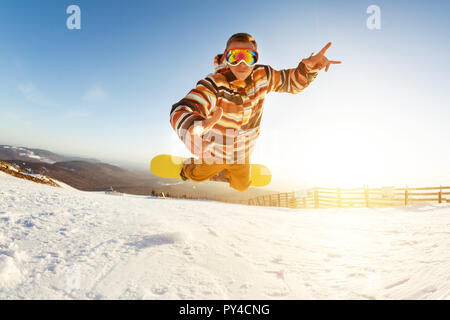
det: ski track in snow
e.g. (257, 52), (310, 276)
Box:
(1, 171), (450, 299)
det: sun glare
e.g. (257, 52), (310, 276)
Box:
(263, 127), (388, 188)
(304, 136), (383, 188)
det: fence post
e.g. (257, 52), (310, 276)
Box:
(314, 188), (319, 209)
(439, 186), (442, 204)
(337, 188), (341, 208)
(365, 185), (369, 208)
(405, 186), (408, 206)
(294, 192), (298, 208)
(289, 192), (292, 208)
(288, 192), (294, 208)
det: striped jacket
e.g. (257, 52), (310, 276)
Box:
(170, 53), (319, 163)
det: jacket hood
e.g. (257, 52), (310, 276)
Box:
(214, 53), (229, 73)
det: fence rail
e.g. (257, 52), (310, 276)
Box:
(229, 185), (450, 209)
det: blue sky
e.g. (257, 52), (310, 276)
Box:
(1, 0), (449, 188)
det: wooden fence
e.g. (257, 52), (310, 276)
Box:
(233, 185), (450, 209)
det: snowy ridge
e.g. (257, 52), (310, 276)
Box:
(0, 161), (60, 187)
(1, 171), (450, 299)
(2, 145), (54, 164)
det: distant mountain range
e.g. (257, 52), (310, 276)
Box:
(0, 145), (278, 201)
(0, 145), (100, 164)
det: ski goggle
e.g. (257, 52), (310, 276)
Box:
(224, 48), (259, 66)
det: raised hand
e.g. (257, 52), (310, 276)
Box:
(189, 107), (223, 137)
(187, 108), (223, 156)
(302, 42), (341, 72)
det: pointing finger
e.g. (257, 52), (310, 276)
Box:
(319, 42), (332, 55)
(329, 60), (342, 64)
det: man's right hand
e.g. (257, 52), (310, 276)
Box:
(186, 108), (223, 156)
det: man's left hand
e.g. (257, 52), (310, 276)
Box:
(302, 42), (341, 72)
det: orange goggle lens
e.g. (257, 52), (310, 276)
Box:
(225, 48), (258, 66)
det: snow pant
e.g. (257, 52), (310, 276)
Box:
(180, 157), (251, 192)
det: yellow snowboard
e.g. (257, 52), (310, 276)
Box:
(150, 154), (271, 187)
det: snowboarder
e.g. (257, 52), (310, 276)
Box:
(169, 33), (341, 192)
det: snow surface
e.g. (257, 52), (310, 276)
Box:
(1, 170), (450, 300)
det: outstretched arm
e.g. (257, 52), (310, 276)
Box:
(266, 42), (341, 94)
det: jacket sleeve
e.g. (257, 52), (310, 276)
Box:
(170, 76), (218, 145)
(265, 60), (319, 94)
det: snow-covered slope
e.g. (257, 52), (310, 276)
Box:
(1, 171), (450, 300)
